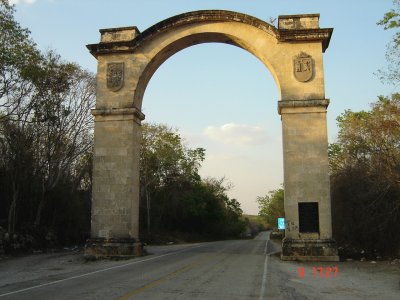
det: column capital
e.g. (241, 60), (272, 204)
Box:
(91, 107), (145, 124)
(278, 99), (330, 115)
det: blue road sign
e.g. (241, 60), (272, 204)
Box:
(278, 218), (285, 230)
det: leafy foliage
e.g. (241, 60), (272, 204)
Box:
(377, 0), (400, 84)
(330, 94), (400, 255)
(0, 1), (94, 252)
(257, 187), (284, 229)
(139, 124), (246, 242)
(0, 0), (42, 119)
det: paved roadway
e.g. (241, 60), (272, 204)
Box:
(1, 232), (399, 299)
(0, 232), (276, 299)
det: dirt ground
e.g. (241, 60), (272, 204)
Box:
(266, 254), (400, 299)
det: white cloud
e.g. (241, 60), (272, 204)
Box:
(180, 131), (206, 147)
(9, 0), (37, 5)
(203, 123), (268, 145)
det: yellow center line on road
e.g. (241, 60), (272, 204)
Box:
(118, 253), (221, 300)
(118, 264), (193, 300)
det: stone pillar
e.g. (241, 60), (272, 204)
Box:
(84, 27), (144, 258)
(85, 108), (144, 257)
(279, 100), (338, 261)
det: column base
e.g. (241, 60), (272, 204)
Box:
(84, 238), (143, 258)
(281, 238), (339, 261)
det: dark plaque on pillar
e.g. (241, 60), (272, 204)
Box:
(107, 62), (124, 92)
(298, 202), (319, 233)
(293, 52), (313, 82)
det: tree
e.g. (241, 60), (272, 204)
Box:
(200, 177), (245, 238)
(329, 94), (400, 255)
(139, 123), (246, 241)
(140, 123), (205, 234)
(0, 117), (36, 236)
(0, 0), (44, 238)
(257, 187), (284, 229)
(377, 0), (400, 84)
(332, 94), (400, 187)
(223, 198), (246, 237)
(0, 1), (95, 251)
(0, 0), (41, 119)
(28, 51), (95, 228)
(0, 55), (95, 245)
(140, 123), (204, 192)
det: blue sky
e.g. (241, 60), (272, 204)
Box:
(11, 0), (397, 214)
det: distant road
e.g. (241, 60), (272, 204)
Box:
(0, 232), (399, 299)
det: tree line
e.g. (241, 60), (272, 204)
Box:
(0, 0), (247, 253)
(330, 0), (400, 257)
(0, 0), (94, 251)
(330, 93), (400, 256)
(140, 123), (246, 243)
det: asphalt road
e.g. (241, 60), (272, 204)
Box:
(1, 232), (399, 299)
(0, 232), (275, 299)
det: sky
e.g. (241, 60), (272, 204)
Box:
(10, 0), (397, 215)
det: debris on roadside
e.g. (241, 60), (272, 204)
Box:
(390, 259), (400, 265)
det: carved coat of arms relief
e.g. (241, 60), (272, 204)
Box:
(106, 62), (124, 92)
(293, 52), (313, 82)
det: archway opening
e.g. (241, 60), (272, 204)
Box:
(141, 42), (282, 238)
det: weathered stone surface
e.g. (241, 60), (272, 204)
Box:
(278, 14), (320, 30)
(281, 238), (339, 261)
(85, 238), (142, 258)
(100, 26), (140, 43)
(278, 99), (330, 114)
(86, 10), (338, 261)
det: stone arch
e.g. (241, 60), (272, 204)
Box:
(86, 10), (338, 261)
(130, 11), (282, 107)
